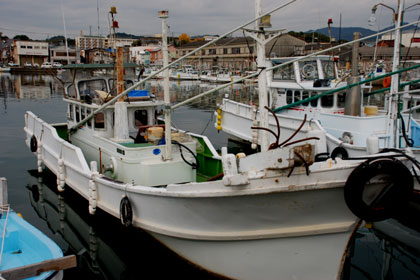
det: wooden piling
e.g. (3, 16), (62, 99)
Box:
(0, 177), (7, 205)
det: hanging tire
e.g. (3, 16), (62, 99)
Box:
(344, 158), (413, 222)
(331, 146), (348, 160)
(120, 196), (133, 227)
(30, 135), (38, 152)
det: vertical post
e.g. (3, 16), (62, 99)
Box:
(59, 0), (70, 64)
(0, 177), (7, 206)
(390, 0), (404, 148)
(117, 47), (124, 101)
(159, 10), (172, 160)
(113, 46), (129, 141)
(256, 0), (270, 151)
(344, 32), (361, 116)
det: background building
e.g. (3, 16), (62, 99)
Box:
(50, 46), (78, 65)
(13, 40), (48, 66)
(380, 30), (420, 48)
(175, 34), (306, 70)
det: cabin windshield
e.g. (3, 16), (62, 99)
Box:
(78, 79), (107, 102)
(321, 60), (336, 79)
(108, 80), (135, 95)
(299, 61), (319, 81)
(272, 63), (295, 80)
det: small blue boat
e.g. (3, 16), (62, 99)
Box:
(0, 209), (64, 280)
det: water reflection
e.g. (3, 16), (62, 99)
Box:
(342, 220), (420, 280)
(27, 169), (217, 279)
(0, 73), (63, 100)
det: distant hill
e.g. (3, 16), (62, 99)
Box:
(306, 27), (376, 42)
(113, 32), (142, 39)
(306, 23), (415, 42)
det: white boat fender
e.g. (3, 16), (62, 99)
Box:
(366, 136), (379, 155)
(344, 158), (413, 222)
(120, 196), (133, 227)
(57, 158), (65, 192)
(88, 179), (97, 215)
(331, 146), (348, 160)
(30, 135), (38, 152)
(37, 143), (43, 173)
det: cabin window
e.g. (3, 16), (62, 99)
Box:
(134, 110), (148, 127)
(68, 104), (74, 120)
(321, 94), (333, 108)
(75, 106), (80, 122)
(322, 61), (335, 79)
(310, 92), (318, 107)
(94, 113), (105, 129)
(337, 91), (346, 108)
(86, 109), (92, 127)
(273, 64), (295, 80)
(299, 61), (318, 80)
(78, 79), (107, 101)
(81, 107), (86, 121)
(286, 90), (293, 104)
(302, 91), (309, 106)
(67, 84), (76, 98)
(293, 91), (301, 103)
(109, 80), (134, 96)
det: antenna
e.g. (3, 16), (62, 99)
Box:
(59, 0), (70, 64)
(97, 0), (100, 36)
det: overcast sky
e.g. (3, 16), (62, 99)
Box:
(1, 0), (419, 40)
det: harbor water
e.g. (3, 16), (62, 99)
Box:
(0, 73), (419, 279)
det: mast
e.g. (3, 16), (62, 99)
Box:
(159, 10), (172, 160)
(97, 0), (100, 36)
(59, 0), (70, 64)
(255, 0), (270, 151)
(390, 0), (404, 148)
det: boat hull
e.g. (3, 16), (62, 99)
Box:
(151, 230), (353, 280)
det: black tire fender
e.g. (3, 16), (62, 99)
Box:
(30, 135), (38, 153)
(344, 158), (413, 222)
(331, 146), (348, 160)
(120, 196), (133, 227)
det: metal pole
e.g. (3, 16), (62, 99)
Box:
(344, 32), (361, 116)
(390, 0), (404, 148)
(59, 0), (70, 64)
(117, 47), (124, 100)
(160, 11), (172, 160)
(256, 0), (270, 151)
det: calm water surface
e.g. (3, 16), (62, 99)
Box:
(0, 73), (418, 279)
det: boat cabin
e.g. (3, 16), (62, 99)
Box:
(267, 56), (348, 115)
(63, 77), (200, 187)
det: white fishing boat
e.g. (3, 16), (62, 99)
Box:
(201, 68), (243, 83)
(218, 7), (420, 160)
(170, 65), (200, 80)
(23, 4), (417, 280)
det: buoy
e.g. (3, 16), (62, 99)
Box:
(383, 76), (391, 88)
(216, 108), (223, 131)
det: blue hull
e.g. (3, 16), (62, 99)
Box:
(0, 211), (63, 279)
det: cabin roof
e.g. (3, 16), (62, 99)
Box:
(63, 63), (139, 70)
